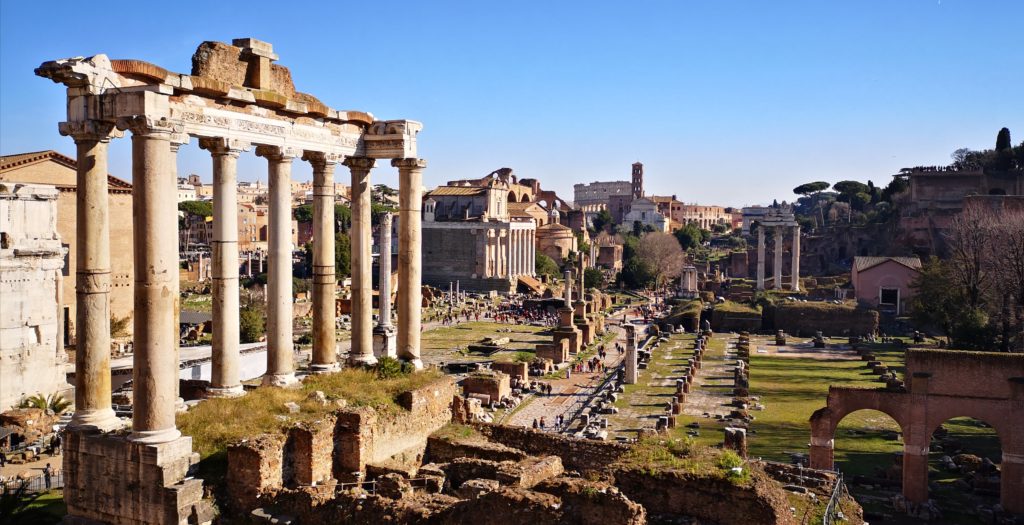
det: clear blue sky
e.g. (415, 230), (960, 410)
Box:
(2, 0), (1021, 206)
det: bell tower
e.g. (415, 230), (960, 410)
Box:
(631, 162), (644, 199)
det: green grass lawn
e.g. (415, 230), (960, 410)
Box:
(747, 346), (904, 473)
(421, 321), (550, 362)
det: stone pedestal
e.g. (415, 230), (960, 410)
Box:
(373, 325), (398, 359)
(553, 306), (582, 354)
(63, 428), (213, 525)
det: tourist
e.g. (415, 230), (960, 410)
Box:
(0, 452), (6, 468)
(532, 418), (539, 429)
(44, 463), (53, 490)
(540, 417), (546, 430)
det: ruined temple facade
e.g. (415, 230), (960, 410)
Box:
(422, 181), (537, 293)
(37, 37), (424, 524)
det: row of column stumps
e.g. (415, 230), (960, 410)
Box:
(755, 224), (800, 291)
(64, 118), (427, 443)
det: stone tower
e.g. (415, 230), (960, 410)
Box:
(631, 162), (644, 199)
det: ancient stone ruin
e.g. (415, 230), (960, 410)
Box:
(810, 349), (1024, 514)
(36, 37), (424, 525)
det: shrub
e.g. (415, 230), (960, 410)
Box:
(374, 356), (406, 379)
(239, 306), (265, 344)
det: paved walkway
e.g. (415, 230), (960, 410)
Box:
(505, 316), (633, 431)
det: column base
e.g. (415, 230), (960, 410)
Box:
(207, 384), (246, 398)
(128, 426), (182, 444)
(68, 408), (123, 432)
(310, 362), (340, 374)
(175, 397), (188, 413)
(262, 372), (299, 387)
(402, 357), (424, 371)
(347, 352), (378, 367)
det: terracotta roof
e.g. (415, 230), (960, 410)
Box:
(427, 186), (487, 197)
(0, 150), (132, 189)
(538, 222), (571, 231)
(853, 256), (922, 273)
(508, 201), (543, 218)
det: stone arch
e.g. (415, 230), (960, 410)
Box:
(520, 193), (530, 203)
(809, 388), (910, 470)
(508, 191), (517, 203)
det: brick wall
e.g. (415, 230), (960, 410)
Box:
(472, 424), (631, 473)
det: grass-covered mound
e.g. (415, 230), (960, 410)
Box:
(178, 368), (444, 462)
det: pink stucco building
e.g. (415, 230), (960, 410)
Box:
(851, 256), (922, 315)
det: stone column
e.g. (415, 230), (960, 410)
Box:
(62, 121), (120, 431)
(374, 213), (397, 359)
(499, 229), (508, 277)
(808, 436), (834, 469)
(257, 146), (299, 386)
(530, 230), (536, 275)
(624, 325), (638, 384)
(344, 157), (376, 366)
(773, 227), (783, 290)
(394, 158), (427, 369)
(791, 225), (801, 292)
(902, 442), (930, 504)
(124, 118), (180, 444)
(200, 138), (247, 397)
(306, 152), (340, 372)
(756, 226), (765, 290)
(377, 213), (393, 328)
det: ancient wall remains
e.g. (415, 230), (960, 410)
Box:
(228, 377), (458, 510)
(772, 302), (878, 336)
(0, 182), (71, 410)
(472, 424), (631, 473)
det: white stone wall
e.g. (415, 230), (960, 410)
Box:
(0, 182), (70, 410)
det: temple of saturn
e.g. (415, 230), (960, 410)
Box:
(35, 38), (424, 524)
(755, 206), (800, 291)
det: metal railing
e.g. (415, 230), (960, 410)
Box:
(822, 471), (845, 525)
(1, 471), (64, 495)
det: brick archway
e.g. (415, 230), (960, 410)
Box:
(809, 350), (1024, 513)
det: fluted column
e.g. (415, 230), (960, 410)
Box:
(773, 227), (783, 290)
(756, 226), (766, 290)
(61, 121), (121, 431)
(394, 158), (427, 369)
(530, 230), (536, 275)
(200, 138), (247, 397)
(345, 157), (376, 366)
(257, 145), (299, 386)
(306, 151), (340, 372)
(791, 225), (801, 292)
(124, 117), (181, 443)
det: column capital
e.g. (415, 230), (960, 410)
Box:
(391, 158), (427, 170)
(117, 115), (179, 137)
(303, 151), (341, 171)
(343, 156), (376, 170)
(59, 120), (122, 142)
(199, 137), (250, 156)
(255, 145), (301, 161)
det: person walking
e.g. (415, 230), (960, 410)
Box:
(44, 463), (53, 490)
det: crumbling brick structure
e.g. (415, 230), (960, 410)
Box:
(810, 349), (1024, 513)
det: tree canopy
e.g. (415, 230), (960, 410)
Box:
(793, 182), (830, 196)
(178, 200), (213, 217)
(535, 253), (559, 278)
(591, 209), (613, 233)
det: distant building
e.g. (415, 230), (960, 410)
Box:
(536, 209), (578, 266)
(622, 197), (669, 232)
(675, 204), (731, 230)
(421, 180), (536, 293)
(851, 256), (922, 315)
(896, 167), (1024, 252)
(0, 150), (134, 345)
(574, 180), (632, 208)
